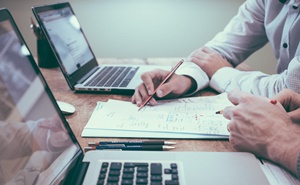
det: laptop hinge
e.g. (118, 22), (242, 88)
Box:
(63, 161), (90, 185)
(78, 66), (99, 84)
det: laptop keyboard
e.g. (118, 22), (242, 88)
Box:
(85, 66), (139, 88)
(97, 161), (181, 185)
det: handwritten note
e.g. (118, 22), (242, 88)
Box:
(84, 93), (232, 136)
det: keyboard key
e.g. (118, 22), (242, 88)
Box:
(110, 162), (122, 170)
(98, 161), (181, 185)
(151, 163), (162, 175)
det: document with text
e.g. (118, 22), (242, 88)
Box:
(82, 93), (233, 138)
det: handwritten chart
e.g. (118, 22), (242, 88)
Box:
(85, 93), (232, 136)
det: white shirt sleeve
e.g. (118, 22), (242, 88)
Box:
(175, 60), (209, 96)
(210, 56), (300, 98)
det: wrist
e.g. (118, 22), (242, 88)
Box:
(182, 75), (197, 95)
(268, 124), (300, 176)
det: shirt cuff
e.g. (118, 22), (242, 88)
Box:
(175, 61), (209, 96)
(210, 67), (242, 93)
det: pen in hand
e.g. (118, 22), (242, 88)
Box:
(138, 59), (184, 111)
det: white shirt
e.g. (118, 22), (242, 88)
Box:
(176, 0), (300, 98)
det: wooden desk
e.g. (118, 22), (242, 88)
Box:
(40, 58), (236, 152)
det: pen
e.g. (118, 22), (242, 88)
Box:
(88, 141), (176, 146)
(84, 145), (175, 151)
(138, 59), (184, 111)
(215, 110), (223, 114)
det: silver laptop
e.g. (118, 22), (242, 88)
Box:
(32, 2), (168, 95)
(0, 8), (270, 185)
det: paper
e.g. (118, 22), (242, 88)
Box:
(83, 93), (232, 138)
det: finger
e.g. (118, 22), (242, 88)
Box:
(155, 81), (176, 98)
(132, 84), (148, 106)
(141, 70), (169, 95)
(201, 46), (213, 54)
(226, 89), (249, 105)
(288, 108), (300, 123)
(222, 106), (235, 120)
(273, 89), (300, 111)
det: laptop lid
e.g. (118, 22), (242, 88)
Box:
(0, 8), (85, 185)
(32, 2), (99, 91)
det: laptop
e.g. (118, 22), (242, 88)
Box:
(0, 8), (270, 185)
(32, 2), (169, 95)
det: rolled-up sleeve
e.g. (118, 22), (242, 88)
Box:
(175, 61), (209, 96)
(210, 57), (300, 97)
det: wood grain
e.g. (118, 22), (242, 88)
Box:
(40, 58), (237, 153)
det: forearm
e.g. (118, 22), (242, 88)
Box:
(210, 57), (300, 98)
(268, 129), (300, 178)
(205, 0), (268, 66)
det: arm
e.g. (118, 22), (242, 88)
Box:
(132, 61), (209, 106)
(223, 90), (300, 178)
(210, 56), (300, 98)
(186, 0), (270, 94)
(205, 0), (268, 66)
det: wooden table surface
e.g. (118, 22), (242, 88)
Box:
(39, 58), (236, 153)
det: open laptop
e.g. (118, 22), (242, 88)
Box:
(32, 2), (169, 95)
(0, 8), (271, 185)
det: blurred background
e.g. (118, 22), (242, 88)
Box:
(1, 0), (276, 74)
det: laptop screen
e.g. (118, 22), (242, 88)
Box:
(33, 2), (99, 89)
(0, 9), (81, 185)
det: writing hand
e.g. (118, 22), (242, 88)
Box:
(132, 69), (194, 107)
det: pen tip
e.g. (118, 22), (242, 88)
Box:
(165, 141), (176, 145)
(163, 146), (175, 150)
(84, 146), (93, 150)
(88, 142), (96, 146)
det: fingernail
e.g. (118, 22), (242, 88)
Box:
(157, 90), (163, 97)
(148, 89), (152, 95)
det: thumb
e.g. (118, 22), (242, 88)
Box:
(288, 108), (300, 124)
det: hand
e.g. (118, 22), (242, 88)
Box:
(272, 89), (300, 123)
(222, 90), (300, 175)
(132, 69), (195, 106)
(187, 46), (232, 78)
(33, 115), (72, 152)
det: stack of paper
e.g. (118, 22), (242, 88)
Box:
(82, 93), (233, 139)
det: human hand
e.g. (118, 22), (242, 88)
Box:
(222, 90), (300, 175)
(187, 46), (232, 78)
(272, 89), (300, 123)
(33, 115), (72, 153)
(131, 69), (195, 107)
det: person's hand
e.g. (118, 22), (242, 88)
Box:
(187, 46), (232, 78)
(33, 115), (72, 153)
(272, 89), (300, 123)
(132, 69), (195, 107)
(222, 90), (300, 175)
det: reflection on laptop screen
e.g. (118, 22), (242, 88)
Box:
(0, 14), (80, 184)
(38, 7), (93, 75)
